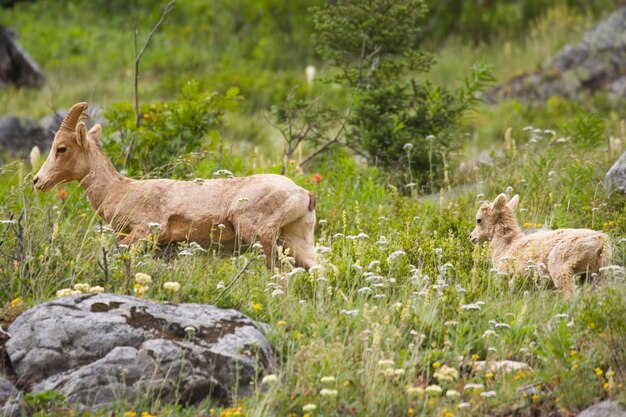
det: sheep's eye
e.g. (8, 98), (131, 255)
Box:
(477, 218), (482, 224)
(57, 146), (67, 154)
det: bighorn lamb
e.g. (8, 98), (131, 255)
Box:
(470, 194), (609, 297)
(33, 102), (317, 269)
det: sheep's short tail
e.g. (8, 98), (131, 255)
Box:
(308, 192), (317, 211)
(599, 235), (612, 267)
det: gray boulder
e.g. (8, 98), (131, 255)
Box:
(606, 150), (626, 193)
(0, 116), (51, 155)
(578, 401), (626, 417)
(6, 294), (275, 409)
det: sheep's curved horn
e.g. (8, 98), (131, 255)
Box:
(59, 102), (88, 132)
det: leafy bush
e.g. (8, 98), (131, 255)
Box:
(103, 81), (241, 176)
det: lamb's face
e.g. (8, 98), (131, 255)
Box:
(470, 203), (494, 244)
(469, 194), (519, 244)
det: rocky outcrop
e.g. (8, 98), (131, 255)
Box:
(0, 25), (44, 89)
(606, 150), (626, 193)
(491, 8), (626, 102)
(5, 294), (275, 410)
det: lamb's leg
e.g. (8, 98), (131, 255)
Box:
(118, 225), (149, 245)
(551, 265), (575, 298)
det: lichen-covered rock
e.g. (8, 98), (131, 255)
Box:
(577, 400), (626, 417)
(491, 8), (626, 102)
(6, 294), (275, 409)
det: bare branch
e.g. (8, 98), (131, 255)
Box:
(133, 0), (176, 128)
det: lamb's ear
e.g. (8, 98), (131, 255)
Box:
(87, 123), (102, 143)
(507, 195), (519, 211)
(75, 122), (88, 147)
(492, 193), (507, 212)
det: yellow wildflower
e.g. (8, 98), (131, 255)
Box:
(124, 412), (137, 417)
(432, 361), (441, 369)
(595, 368), (603, 377)
(10, 297), (21, 308)
(277, 320), (286, 327)
(251, 303), (263, 312)
(531, 394), (540, 402)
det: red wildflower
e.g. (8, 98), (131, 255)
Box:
(57, 189), (67, 202)
(313, 173), (322, 183)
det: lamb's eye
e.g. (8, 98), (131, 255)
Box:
(477, 218), (482, 224)
(57, 146), (67, 154)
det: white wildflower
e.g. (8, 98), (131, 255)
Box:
(387, 250), (406, 262)
(340, 309), (359, 317)
(73, 283), (90, 293)
(446, 389), (461, 399)
(212, 169), (234, 178)
(461, 303), (482, 311)
(30, 146), (41, 169)
(262, 374), (278, 384)
(305, 65), (316, 85)
(302, 404), (317, 412)
(378, 359), (395, 368)
(319, 388), (338, 397)
(134, 273), (152, 285)
(482, 330), (498, 338)
(425, 385), (443, 395)
(403, 143), (414, 152)
(320, 376), (336, 384)
(56, 288), (73, 298)
(480, 390), (497, 398)
(163, 282), (181, 292)
(148, 222), (161, 233)
(464, 383), (484, 391)
(434, 365), (459, 383)
(89, 286), (105, 293)
(406, 386), (425, 397)
(271, 289), (284, 298)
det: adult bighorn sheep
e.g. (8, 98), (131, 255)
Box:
(33, 102), (318, 269)
(470, 194), (610, 297)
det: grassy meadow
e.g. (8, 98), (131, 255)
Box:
(1, 1), (626, 416)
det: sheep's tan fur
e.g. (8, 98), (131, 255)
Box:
(470, 194), (609, 297)
(34, 103), (317, 269)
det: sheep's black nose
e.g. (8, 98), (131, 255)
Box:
(33, 176), (39, 185)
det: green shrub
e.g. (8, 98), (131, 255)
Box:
(103, 80), (241, 176)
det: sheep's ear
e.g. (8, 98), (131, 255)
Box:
(75, 122), (87, 147)
(507, 195), (519, 211)
(492, 193), (507, 212)
(87, 123), (102, 143)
